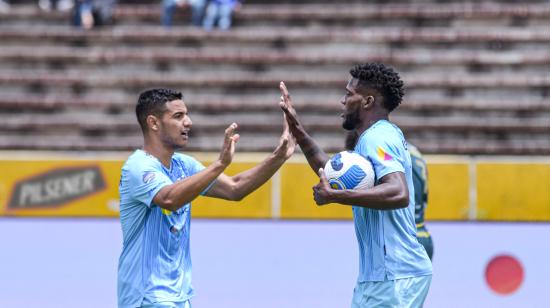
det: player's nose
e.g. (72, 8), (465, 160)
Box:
(184, 115), (192, 127)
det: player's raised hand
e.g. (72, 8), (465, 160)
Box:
(279, 82), (303, 134)
(274, 113), (296, 160)
(219, 122), (240, 167)
(313, 168), (332, 206)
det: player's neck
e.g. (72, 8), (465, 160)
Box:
(356, 112), (389, 136)
(143, 138), (174, 168)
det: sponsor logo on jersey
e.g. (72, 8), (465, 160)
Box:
(377, 146), (394, 161)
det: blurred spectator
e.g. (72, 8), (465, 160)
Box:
(39, 0), (73, 12)
(0, 0), (10, 13)
(162, 0), (206, 28)
(72, 0), (116, 30)
(202, 0), (241, 31)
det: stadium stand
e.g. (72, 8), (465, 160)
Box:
(1, 0), (550, 154)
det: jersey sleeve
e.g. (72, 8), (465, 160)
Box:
(124, 160), (173, 208)
(357, 130), (405, 181)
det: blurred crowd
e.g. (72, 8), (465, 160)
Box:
(162, 0), (241, 30)
(0, 0), (241, 30)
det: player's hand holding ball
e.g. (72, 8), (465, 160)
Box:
(313, 151), (375, 206)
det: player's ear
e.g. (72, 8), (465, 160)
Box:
(362, 95), (374, 109)
(147, 115), (160, 131)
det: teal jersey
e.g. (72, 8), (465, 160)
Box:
(117, 150), (208, 308)
(408, 144), (434, 260)
(408, 144), (428, 227)
(353, 120), (432, 282)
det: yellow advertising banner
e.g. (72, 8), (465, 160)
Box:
(0, 159), (123, 217)
(1, 153), (549, 221)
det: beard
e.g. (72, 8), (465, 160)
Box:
(345, 131), (359, 150)
(342, 110), (361, 131)
(160, 131), (186, 151)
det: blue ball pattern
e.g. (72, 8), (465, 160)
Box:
(329, 179), (344, 190)
(330, 153), (344, 171)
(336, 165), (366, 189)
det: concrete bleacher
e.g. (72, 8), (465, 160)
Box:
(1, 1), (550, 155)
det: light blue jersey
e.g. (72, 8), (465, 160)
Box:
(118, 149), (208, 308)
(353, 120), (432, 282)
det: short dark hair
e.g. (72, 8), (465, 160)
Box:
(349, 63), (405, 112)
(136, 88), (182, 131)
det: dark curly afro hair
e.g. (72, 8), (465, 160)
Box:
(349, 63), (405, 112)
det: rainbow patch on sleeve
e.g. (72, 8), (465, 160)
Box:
(377, 146), (394, 161)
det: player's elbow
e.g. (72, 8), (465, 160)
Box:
(157, 198), (179, 212)
(153, 191), (179, 212)
(216, 184), (243, 201)
(389, 188), (409, 209)
(228, 186), (246, 201)
(390, 178), (409, 209)
(231, 194), (245, 202)
(394, 193), (409, 209)
(223, 177), (248, 201)
(383, 186), (409, 209)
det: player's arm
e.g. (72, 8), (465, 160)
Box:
(153, 123), (239, 212)
(313, 169), (409, 210)
(205, 115), (296, 201)
(279, 81), (329, 173)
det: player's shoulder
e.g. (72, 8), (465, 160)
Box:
(173, 152), (200, 165)
(123, 150), (161, 172)
(364, 120), (400, 137)
(360, 120), (403, 146)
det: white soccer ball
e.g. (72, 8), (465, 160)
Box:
(323, 151), (375, 190)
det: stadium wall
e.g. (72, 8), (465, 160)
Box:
(1, 152), (549, 221)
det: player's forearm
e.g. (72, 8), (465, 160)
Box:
(327, 183), (409, 210)
(156, 161), (226, 211)
(228, 153), (286, 201)
(293, 131), (328, 173)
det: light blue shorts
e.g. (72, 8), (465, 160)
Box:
(351, 275), (432, 308)
(139, 299), (191, 308)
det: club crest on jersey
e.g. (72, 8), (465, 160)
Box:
(377, 146), (394, 161)
(142, 171), (155, 184)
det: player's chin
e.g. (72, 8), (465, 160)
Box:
(342, 121), (354, 131)
(172, 139), (187, 150)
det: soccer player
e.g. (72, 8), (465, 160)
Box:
(409, 144), (434, 260)
(279, 63), (432, 307)
(118, 88), (295, 308)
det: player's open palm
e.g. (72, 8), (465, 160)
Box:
(274, 114), (296, 160)
(219, 123), (240, 167)
(279, 81), (303, 134)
